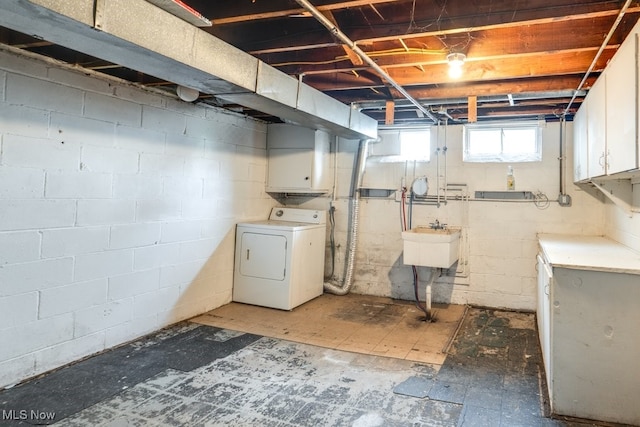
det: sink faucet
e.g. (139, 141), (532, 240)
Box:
(429, 219), (446, 230)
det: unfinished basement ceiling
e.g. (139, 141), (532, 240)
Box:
(2, 0), (639, 125)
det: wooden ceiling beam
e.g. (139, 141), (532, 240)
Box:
(320, 10), (363, 66)
(357, 6), (640, 45)
(388, 50), (613, 86)
(210, 0), (405, 25)
(248, 7), (640, 55)
(365, 105), (580, 123)
(327, 75), (596, 102)
(399, 76), (598, 100)
(8, 41), (54, 49)
(264, 18), (623, 70)
(301, 48), (613, 90)
(279, 45), (617, 77)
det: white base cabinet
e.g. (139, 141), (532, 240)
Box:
(549, 267), (640, 424)
(536, 255), (552, 402)
(538, 235), (640, 425)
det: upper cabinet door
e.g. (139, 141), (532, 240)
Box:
(573, 102), (589, 182)
(587, 77), (607, 178)
(606, 32), (638, 175)
(267, 148), (314, 191)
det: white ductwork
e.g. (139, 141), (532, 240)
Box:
(0, 0), (377, 140)
(219, 62), (376, 139)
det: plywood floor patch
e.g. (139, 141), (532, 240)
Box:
(190, 294), (467, 366)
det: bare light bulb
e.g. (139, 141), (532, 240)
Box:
(448, 64), (463, 79)
(447, 53), (466, 79)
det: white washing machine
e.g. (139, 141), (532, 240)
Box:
(233, 207), (326, 310)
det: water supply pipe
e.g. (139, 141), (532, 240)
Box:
(557, 116), (571, 206)
(435, 122), (441, 207)
(324, 138), (371, 295)
(443, 120), (448, 204)
(293, 0), (438, 123)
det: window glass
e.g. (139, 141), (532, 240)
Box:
(467, 129), (501, 155)
(464, 123), (541, 162)
(372, 127), (431, 162)
(400, 130), (430, 161)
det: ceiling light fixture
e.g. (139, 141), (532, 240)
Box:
(447, 53), (466, 79)
(176, 85), (199, 102)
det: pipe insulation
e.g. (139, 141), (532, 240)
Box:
(324, 138), (371, 295)
(293, 0), (438, 124)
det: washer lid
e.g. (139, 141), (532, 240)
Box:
(412, 176), (429, 196)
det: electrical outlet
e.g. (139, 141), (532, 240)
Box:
(558, 194), (572, 206)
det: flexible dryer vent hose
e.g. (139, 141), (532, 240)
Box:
(324, 138), (371, 295)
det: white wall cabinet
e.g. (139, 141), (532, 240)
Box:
(605, 32), (638, 174)
(266, 123), (332, 193)
(574, 23), (640, 181)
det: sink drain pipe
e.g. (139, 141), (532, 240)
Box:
(324, 138), (370, 295)
(424, 267), (440, 320)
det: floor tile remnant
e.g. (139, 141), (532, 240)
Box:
(392, 375), (434, 398)
(0, 305), (628, 426)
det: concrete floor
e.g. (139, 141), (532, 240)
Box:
(0, 299), (617, 426)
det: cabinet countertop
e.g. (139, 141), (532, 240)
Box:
(538, 234), (640, 275)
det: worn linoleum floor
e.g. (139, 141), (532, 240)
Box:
(0, 298), (616, 426)
(190, 294), (466, 365)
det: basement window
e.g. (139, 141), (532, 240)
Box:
(372, 127), (431, 162)
(463, 122), (542, 162)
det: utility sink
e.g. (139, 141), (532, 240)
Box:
(402, 226), (461, 268)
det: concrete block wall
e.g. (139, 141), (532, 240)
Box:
(0, 48), (273, 388)
(604, 198), (640, 252)
(356, 122), (604, 310)
(294, 123), (605, 311)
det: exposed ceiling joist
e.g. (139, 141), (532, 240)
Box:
(2, 0), (638, 124)
(210, 0), (404, 25)
(320, 9), (363, 66)
(248, 7), (640, 56)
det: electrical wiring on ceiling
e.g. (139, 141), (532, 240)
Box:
(269, 47), (445, 68)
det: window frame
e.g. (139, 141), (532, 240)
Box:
(463, 121), (542, 163)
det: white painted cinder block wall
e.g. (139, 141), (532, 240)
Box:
(604, 200), (640, 251)
(0, 48), (274, 388)
(0, 44), (620, 389)
(293, 122), (606, 311)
